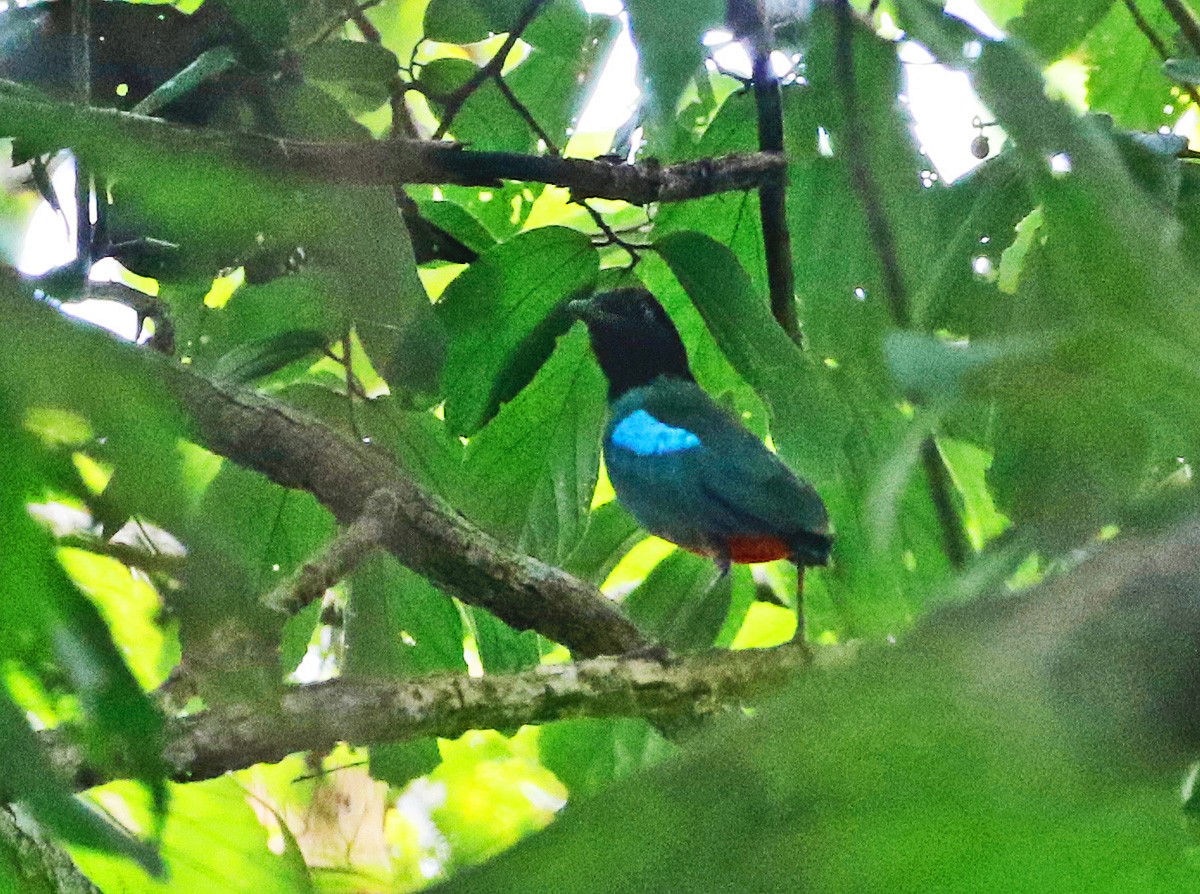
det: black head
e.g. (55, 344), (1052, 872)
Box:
(571, 289), (694, 399)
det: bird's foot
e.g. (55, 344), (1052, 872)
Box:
(621, 643), (673, 663)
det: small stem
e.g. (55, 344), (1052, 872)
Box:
(1121, 0), (1171, 58)
(494, 74), (559, 154)
(1162, 0), (1200, 57)
(751, 49), (801, 345)
(432, 0), (550, 140)
(71, 0), (92, 268)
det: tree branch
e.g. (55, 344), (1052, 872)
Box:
(154, 356), (649, 658)
(1, 805), (101, 894)
(46, 645), (811, 789)
(0, 81), (786, 204)
(262, 488), (398, 615)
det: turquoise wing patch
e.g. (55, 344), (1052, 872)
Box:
(610, 409), (701, 456)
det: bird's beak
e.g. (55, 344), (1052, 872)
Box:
(566, 297), (594, 321)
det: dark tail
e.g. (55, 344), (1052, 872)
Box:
(790, 530), (833, 567)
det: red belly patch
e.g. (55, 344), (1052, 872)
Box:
(727, 536), (791, 564)
(680, 535), (792, 564)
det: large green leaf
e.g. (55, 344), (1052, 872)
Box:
(625, 0), (724, 141)
(1008, 0), (1115, 59)
(344, 554), (462, 786)
(624, 552), (753, 652)
(73, 778), (313, 893)
(301, 40), (400, 114)
(429, 537), (1200, 892)
(437, 227), (598, 436)
(460, 326), (606, 565)
(345, 554), (466, 678)
(1081, 0), (1178, 131)
(539, 718), (672, 800)
(0, 689), (161, 875)
(423, 0), (529, 43)
(564, 501), (644, 586)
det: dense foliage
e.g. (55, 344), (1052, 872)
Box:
(4, 0), (1200, 889)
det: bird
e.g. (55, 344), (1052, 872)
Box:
(571, 288), (831, 635)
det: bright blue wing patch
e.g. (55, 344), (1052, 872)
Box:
(610, 409), (701, 456)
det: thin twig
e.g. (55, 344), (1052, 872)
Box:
(919, 437), (968, 569)
(315, 0), (389, 42)
(493, 74), (559, 154)
(432, 0), (550, 140)
(1162, 0), (1200, 57)
(582, 201), (642, 266)
(345, 0), (381, 43)
(71, 0), (92, 268)
(1121, 0), (1171, 58)
(727, 0), (801, 344)
(56, 534), (186, 575)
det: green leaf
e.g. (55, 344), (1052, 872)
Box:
(423, 0), (529, 44)
(470, 607), (542, 673)
(280, 599), (321, 676)
(446, 77), (540, 153)
(623, 550), (740, 652)
(345, 554), (467, 678)
(883, 331), (1044, 403)
(370, 738), (442, 789)
(72, 778), (313, 893)
(460, 326), (606, 564)
(564, 502), (645, 586)
(1082, 0), (1178, 130)
(418, 58), (479, 101)
(973, 0), (1027, 27)
(503, 6), (621, 151)
(218, 0), (292, 51)
(625, 0), (725, 140)
(1164, 57), (1200, 85)
(280, 386), (464, 499)
(410, 196), (499, 257)
(437, 226), (598, 436)
(176, 461), (334, 701)
(539, 719), (672, 799)
(301, 40), (400, 113)
(212, 329), (329, 383)
(1008, 0), (1115, 59)
(428, 542), (1200, 892)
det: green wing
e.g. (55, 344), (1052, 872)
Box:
(634, 379), (829, 537)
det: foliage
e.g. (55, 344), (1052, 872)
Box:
(2, 0), (1200, 889)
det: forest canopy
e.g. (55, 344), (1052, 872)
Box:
(3, 0), (1200, 890)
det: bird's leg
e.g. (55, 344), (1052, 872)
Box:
(708, 541), (732, 578)
(790, 565), (808, 648)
